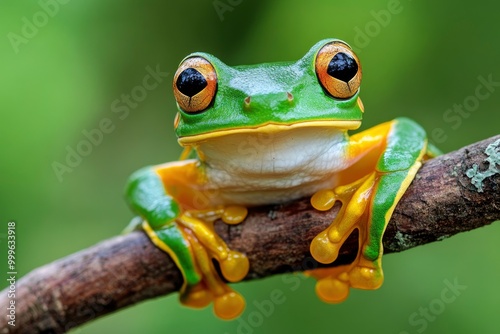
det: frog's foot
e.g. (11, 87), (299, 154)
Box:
(307, 252), (383, 303)
(178, 219), (248, 319)
(143, 206), (249, 319)
(308, 172), (385, 302)
(310, 173), (376, 264)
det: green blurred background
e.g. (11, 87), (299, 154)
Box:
(1, 0), (499, 333)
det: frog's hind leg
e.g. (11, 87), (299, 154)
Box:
(308, 118), (427, 303)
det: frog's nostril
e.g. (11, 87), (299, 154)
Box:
(244, 96), (252, 110)
(243, 93), (293, 111)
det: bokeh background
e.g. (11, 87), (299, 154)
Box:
(1, 0), (499, 333)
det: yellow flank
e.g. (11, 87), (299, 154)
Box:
(155, 161), (211, 210)
(346, 121), (392, 161)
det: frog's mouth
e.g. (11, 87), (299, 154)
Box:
(177, 120), (361, 145)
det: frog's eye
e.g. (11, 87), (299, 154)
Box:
(315, 42), (362, 99)
(173, 56), (217, 113)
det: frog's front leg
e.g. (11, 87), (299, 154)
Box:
(126, 161), (249, 319)
(308, 118), (428, 303)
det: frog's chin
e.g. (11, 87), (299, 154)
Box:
(177, 120), (361, 146)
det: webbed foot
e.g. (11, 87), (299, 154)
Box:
(143, 205), (249, 319)
(308, 172), (384, 302)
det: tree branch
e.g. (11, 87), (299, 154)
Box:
(2, 135), (499, 334)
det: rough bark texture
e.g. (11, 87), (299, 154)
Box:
(1, 135), (499, 334)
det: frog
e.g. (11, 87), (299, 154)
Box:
(125, 38), (436, 319)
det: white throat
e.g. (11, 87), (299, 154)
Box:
(194, 126), (350, 206)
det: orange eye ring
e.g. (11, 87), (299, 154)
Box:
(173, 57), (217, 113)
(315, 42), (362, 99)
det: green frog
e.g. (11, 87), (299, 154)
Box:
(125, 39), (434, 319)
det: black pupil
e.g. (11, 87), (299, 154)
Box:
(327, 52), (358, 83)
(176, 68), (207, 97)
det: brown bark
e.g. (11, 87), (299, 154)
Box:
(1, 135), (499, 334)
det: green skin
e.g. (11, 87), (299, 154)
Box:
(176, 40), (363, 138)
(125, 39), (429, 304)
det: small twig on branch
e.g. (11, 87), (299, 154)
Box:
(1, 135), (499, 334)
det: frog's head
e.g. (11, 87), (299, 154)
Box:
(172, 39), (364, 146)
